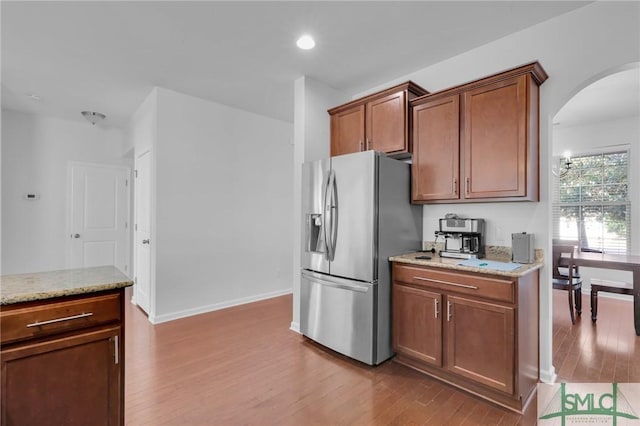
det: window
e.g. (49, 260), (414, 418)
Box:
(553, 150), (630, 254)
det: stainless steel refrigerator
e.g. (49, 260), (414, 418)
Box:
(300, 150), (422, 365)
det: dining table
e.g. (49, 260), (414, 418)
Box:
(562, 250), (640, 335)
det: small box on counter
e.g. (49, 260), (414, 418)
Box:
(512, 232), (535, 264)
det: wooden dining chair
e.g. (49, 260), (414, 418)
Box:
(552, 244), (583, 324)
(552, 239), (581, 278)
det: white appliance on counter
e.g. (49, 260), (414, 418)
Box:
(300, 151), (422, 365)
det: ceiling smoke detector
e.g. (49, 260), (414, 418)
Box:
(81, 111), (106, 125)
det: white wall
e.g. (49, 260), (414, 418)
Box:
(143, 88), (294, 322)
(295, 1), (640, 383)
(291, 76), (347, 332)
(1, 109), (128, 274)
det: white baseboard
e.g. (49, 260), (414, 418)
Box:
(150, 288), (293, 325)
(290, 321), (301, 334)
(540, 366), (557, 384)
(592, 291), (634, 302)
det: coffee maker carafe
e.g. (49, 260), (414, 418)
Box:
(436, 215), (485, 259)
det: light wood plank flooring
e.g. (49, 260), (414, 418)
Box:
(124, 287), (637, 425)
(552, 289), (640, 383)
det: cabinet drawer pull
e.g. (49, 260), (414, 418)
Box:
(413, 276), (479, 290)
(113, 335), (119, 365)
(434, 299), (439, 318)
(447, 301), (452, 321)
(26, 312), (94, 328)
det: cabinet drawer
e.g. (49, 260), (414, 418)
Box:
(393, 264), (514, 303)
(0, 293), (121, 345)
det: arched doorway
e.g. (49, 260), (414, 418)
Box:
(550, 63), (640, 382)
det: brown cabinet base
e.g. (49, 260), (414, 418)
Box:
(391, 263), (539, 414)
(1, 289), (125, 426)
(394, 353), (537, 413)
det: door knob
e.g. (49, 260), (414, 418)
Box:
(142, 239), (150, 245)
(72, 234), (81, 239)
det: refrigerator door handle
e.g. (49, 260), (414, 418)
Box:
(301, 270), (370, 293)
(322, 171), (331, 260)
(323, 170), (336, 261)
(329, 171), (338, 261)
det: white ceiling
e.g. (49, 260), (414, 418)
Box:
(2, 1), (592, 128)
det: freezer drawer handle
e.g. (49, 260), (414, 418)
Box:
(27, 312), (94, 328)
(302, 271), (369, 293)
(413, 276), (478, 290)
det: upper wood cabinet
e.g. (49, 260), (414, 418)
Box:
(329, 81), (428, 158)
(411, 62), (548, 203)
(412, 94), (460, 201)
(330, 104), (365, 156)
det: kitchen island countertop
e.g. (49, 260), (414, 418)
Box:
(390, 251), (543, 278)
(1, 266), (133, 305)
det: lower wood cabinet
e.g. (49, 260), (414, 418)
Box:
(392, 263), (539, 413)
(1, 289), (125, 426)
(393, 285), (442, 366)
(445, 295), (514, 395)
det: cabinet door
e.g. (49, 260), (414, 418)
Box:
(462, 75), (528, 198)
(392, 284), (442, 367)
(445, 295), (514, 395)
(366, 91), (407, 154)
(412, 95), (460, 202)
(330, 105), (365, 156)
(1, 326), (122, 426)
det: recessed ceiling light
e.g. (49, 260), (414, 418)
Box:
(296, 35), (315, 50)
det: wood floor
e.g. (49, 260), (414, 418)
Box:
(552, 289), (640, 383)
(124, 287), (637, 425)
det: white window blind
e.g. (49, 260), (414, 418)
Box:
(552, 151), (630, 254)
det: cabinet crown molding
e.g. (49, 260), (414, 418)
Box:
(328, 81), (429, 115)
(411, 61), (548, 106)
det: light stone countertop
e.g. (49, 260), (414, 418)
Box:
(389, 250), (543, 278)
(1, 266), (133, 305)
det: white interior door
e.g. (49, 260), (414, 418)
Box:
(134, 151), (151, 314)
(69, 163), (130, 272)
